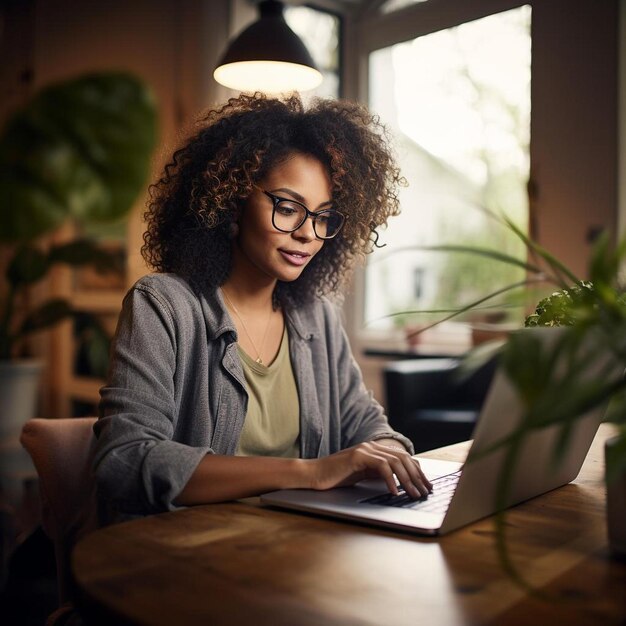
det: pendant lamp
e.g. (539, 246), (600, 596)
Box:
(213, 0), (323, 93)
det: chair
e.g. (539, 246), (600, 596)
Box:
(20, 417), (98, 621)
(384, 357), (497, 453)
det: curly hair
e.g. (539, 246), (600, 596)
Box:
(142, 92), (404, 305)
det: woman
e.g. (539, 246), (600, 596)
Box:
(93, 93), (431, 522)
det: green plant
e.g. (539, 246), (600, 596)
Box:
(377, 211), (626, 584)
(0, 72), (157, 366)
(476, 225), (626, 458)
(429, 220), (626, 585)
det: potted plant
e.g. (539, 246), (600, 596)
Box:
(430, 220), (626, 568)
(384, 212), (626, 573)
(0, 72), (157, 436)
(517, 241), (626, 560)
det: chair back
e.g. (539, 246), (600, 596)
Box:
(20, 417), (98, 605)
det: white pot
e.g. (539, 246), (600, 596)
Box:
(0, 359), (43, 439)
(606, 436), (626, 557)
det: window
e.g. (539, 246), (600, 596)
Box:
(364, 6), (531, 341)
(284, 5), (342, 99)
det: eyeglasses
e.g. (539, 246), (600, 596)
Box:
(263, 191), (346, 240)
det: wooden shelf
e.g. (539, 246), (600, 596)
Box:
(70, 290), (125, 313)
(67, 376), (104, 404)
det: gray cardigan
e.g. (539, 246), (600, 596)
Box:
(94, 273), (413, 517)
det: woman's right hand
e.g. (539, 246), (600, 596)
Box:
(308, 442), (432, 499)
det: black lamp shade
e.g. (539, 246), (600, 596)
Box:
(214, 1), (323, 93)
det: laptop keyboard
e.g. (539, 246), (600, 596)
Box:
(361, 470), (462, 514)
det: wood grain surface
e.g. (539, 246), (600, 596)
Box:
(73, 424), (626, 625)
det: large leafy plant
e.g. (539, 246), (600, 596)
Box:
(429, 221), (626, 583)
(0, 72), (157, 367)
(466, 224), (626, 468)
(383, 214), (626, 582)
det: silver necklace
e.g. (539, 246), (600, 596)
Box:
(221, 289), (272, 365)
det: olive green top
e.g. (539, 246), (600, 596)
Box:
(235, 327), (300, 458)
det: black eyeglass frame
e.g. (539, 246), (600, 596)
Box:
(263, 190), (346, 240)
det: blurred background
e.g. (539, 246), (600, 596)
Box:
(0, 0), (621, 421)
(0, 0), (623, 621)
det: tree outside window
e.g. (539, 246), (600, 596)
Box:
(366, 6), (531, 335)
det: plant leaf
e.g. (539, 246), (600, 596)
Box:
(456, 340), (504, 382)
(16, 298), (73, 336)
(420, 244), (545, 275)
(605, 430), (626, 483)
(73, 313), (111, 378)
(502, 215), (580, 286)
(401, 279), (541, 339)
(47, 239), (123, 274)
(0, 72), (157, 242)
(6, 244), (49, 287)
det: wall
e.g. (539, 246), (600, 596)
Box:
(531, 0), (618, 276)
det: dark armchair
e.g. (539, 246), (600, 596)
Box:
(384, 356), (497, 453)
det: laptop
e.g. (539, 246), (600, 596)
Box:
(261, 327), (620, 535)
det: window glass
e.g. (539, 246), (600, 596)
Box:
(285, 6), (341, 99)
(366, 6), (531, 334)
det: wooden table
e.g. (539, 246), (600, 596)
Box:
(73, 424), (626, 625)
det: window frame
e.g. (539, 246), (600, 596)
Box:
(284, 2), (345, 98)
(342, 0), (619, 356)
